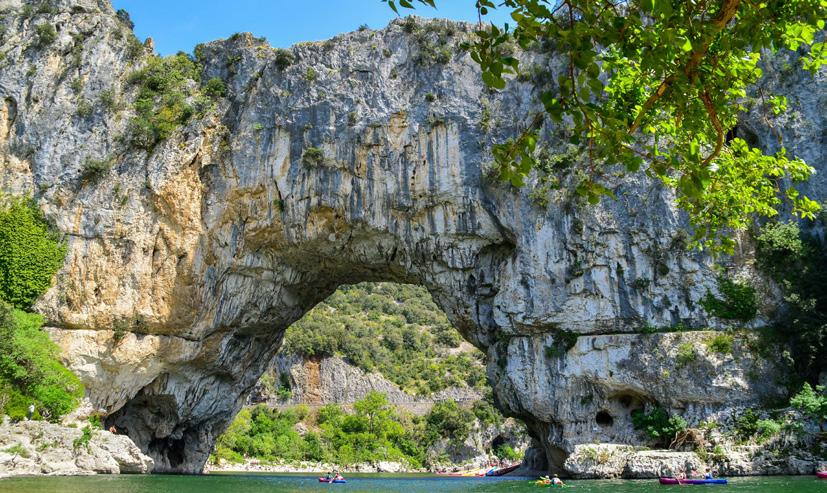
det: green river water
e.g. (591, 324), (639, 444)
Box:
(0, 474), (823, 493)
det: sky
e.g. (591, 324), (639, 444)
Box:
(110, 1), (512, 56)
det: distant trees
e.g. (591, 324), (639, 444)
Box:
(281, 283), (486, 396)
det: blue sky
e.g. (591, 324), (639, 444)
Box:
(110, 1), (512, 56)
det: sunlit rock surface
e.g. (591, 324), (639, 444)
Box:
(0, 0), (823, 473)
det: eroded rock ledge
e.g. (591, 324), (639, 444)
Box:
(0, 0), (823, 473)
(0, 419), (153, 477)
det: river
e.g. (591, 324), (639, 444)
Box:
(0, 474), (823, 492)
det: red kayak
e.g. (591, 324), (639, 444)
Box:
(659, 477), (728, 485)
(817, 471), (827, 479)
(318, 477), (347, 483)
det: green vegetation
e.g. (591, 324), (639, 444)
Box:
(755, 221), (826, 383)
(300, 147), (325, 167)
(733, 409), (782, 444)
(494, 444), (521, 461)
(126, 53), (202, 149)
(701, 277), (758, 322)
(631, 407), (687, 447)
(3, 443), (30, 458)
(282, 283), (485, 396)
(203, 77), (226, 99)
(706, 333), (734, 355)
(0, 196), (81, 422)
(273, 49), (294, 70)
(81, 158), (112, 180)
(790, 382), (827, 430)
(72, 425), (92, 450)
(0, 304), (83, 421)
(305, 67), (318, 82)
(388, 0), (825, 253)
(675, 342), (697, 368)
(0, 197), (66, 308)
(35, 24), (56, 47)
(213, 391), (508, 468)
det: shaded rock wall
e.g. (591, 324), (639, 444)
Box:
(0, 0), (823, 473)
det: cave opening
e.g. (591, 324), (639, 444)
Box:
(595, 410), (614, 427)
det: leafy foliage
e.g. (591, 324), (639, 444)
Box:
(706, 333), (733, 354)
(300, 147), (325, 166)
(790, 382), (827, 429)
(281, 282), (486, 396)
(0, 304), (83, 421)
(214, 392), (423, 467)
(203, 77), (227, 99)
(631, 407), (687, 447)
(35, 24), (56, 47)
(81, 158), (112, 180)
(386, 0), (826, 252)
(213, 391), (506, 468)
(701, 277), (758, 322)
(0, 197), (66, 308)
(675, 342), (697, 368)
(126, 53), (202, 149)
(755, 221), (826, 383)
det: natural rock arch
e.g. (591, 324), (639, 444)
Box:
(1, 1), (819, 474)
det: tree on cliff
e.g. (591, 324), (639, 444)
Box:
(386, 0), (826, 253)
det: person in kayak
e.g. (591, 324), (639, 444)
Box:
(551, 474), (565, 487)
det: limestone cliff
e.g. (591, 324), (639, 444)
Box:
(0, 0), (824, 474)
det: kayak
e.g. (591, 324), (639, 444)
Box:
(817, 471), (827, 479)
(486, 463), (521, 476)
(318, 477), (347, 483)
(659, 477), (728, 485)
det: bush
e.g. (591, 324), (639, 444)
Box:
(631, 407), (687, 447)
(706, 333), (734, 354)
(0, 304), (83, 421)
(301, 147), (324, 166)
(273, 49), (294, 70)
(755, 419), (781, 443)
(425, 400), (473, 443)
(126, 54), (200, 149)
(0, 197), (66, 308)
(305, 67), (317, 82)
(790, 382), (827, 430)
(72, 426), (92, 450)
(203, 77), (226, 99)
(115, 9), (134, 30)
(35, 24), (56, 47)
(99, 89), (118, 111)
(494, 444), (521, 461)
(676, 342), (697, 367)
(81, 158), (112, 180)
(701, 277), (758, 322)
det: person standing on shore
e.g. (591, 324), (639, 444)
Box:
(26, 403), (34, 421)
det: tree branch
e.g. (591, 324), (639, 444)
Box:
(628, 0), (741, 134)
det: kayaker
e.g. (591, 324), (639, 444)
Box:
(551, 474), (565, 487)
(704, 469), (713, 479)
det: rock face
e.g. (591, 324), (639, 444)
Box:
(0, 419), (153, 477)
(256, 353), (481, 411)
(0, 0), (823, 474)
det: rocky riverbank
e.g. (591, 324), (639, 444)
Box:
(0, 418), (153, 478)
(563, 444), (827, 479)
